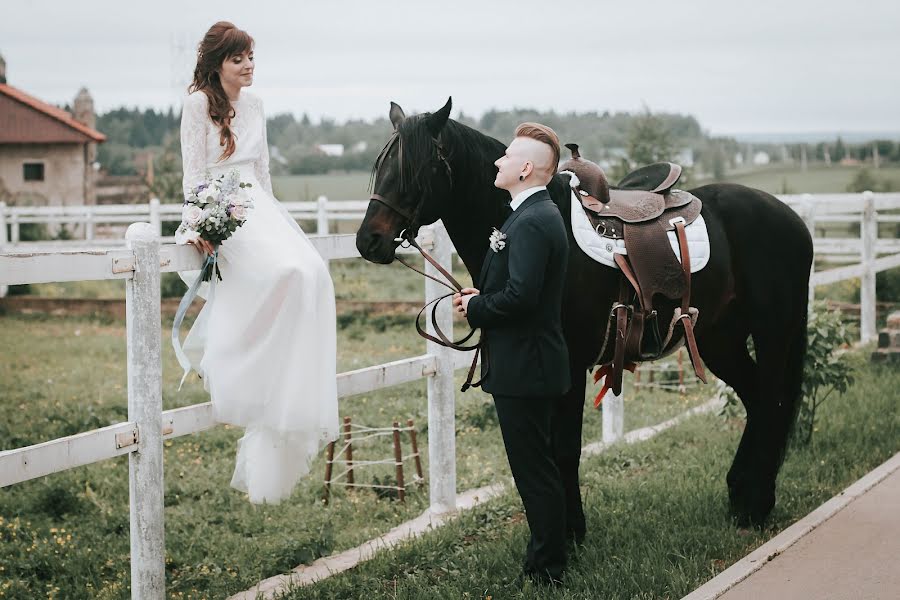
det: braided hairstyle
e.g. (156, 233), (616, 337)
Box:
(189, 21), (254, 160)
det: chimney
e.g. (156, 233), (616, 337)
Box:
(73, 87), (95, 130)
(0, 53), (6, 84)
(74, 87), (99, 206)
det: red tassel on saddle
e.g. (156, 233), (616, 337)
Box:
(592, 362), (636, 408)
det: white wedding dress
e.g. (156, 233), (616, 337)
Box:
(175, 90), (339, 504)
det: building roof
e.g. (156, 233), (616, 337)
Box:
(0, 83), (105, 143)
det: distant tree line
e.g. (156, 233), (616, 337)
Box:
(91, 106), (899, 188)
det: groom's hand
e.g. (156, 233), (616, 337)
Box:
(453, 288), (480, 317)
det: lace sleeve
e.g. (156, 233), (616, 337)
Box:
(181, 93), (208, 201)
(176, 93), (208, 245)
(253, 96), (274, 195)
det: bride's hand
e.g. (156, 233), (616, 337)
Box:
(188, 238), (217, 256)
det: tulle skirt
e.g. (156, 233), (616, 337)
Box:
(183, 166), (339, 504)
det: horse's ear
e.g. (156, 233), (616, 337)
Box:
(389, 102), (406, 130)
(426, 97), (452, 137)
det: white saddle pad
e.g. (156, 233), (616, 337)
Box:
(570, 190), (710, 272)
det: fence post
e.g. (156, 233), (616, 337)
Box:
(860, 191), (877, 343)
(124, 222), (165, 599)
(317, 196), (330, 270)
(10, 212), (19, 244)
(85, 206), (95, 242)
(0, 202), (7, 298)
(316, 196), (329, 235)
(149, 198), (162, 238)
(801, 193), (816, 305)
(424, 222), (457, 512)
(602, 389), (624, 444)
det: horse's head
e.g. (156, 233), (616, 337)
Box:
(356, 97), (454, 263)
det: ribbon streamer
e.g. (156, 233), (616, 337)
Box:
(172, 250), (219, 390)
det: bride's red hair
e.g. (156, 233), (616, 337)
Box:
(189, 21), (254, 161)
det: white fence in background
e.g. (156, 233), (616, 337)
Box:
(2, 192), (900, 318)
(1, 192), (899, 597)
(782, 192), (900, 343)
(0, 224), (467, 599)
(0, 196), (365, 247)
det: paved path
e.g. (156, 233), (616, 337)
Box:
(684, 451), (900, 600)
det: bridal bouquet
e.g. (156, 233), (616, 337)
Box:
(176, 169), (254, 281)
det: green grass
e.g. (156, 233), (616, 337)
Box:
(271, 172), (371, 202)
(694, 164), (900, 195)
(0, 312), (706, 599)
(276, 356), (897, 600)
(21, 257), (447, 303)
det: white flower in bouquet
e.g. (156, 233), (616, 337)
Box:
(183, 204), (203, 227)
(198, 183), (220, 205)
(231, 204), (248, 220)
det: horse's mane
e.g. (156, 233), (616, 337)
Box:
(370, 115), (505, 198)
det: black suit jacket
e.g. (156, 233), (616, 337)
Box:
(466, 189), (571, 397)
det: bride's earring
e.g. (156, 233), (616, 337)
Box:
(519, 175), (524, 181)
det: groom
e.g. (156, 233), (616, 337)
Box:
(453, 123), (571, 584)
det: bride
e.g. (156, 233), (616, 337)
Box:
(175, 21), (339, 504)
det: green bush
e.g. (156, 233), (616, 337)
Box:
(876, 268), (900, 303)
(14, 222), (50, 242)
(7, 284), (31, 296)
(160, 272), (187, 298)
(797, 302), (857, 445)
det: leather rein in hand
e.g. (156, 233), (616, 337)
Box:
(368, 132), (484, 392)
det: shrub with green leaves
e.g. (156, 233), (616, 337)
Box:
(797, 302), (857, 445)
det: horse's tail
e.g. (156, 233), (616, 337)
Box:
(778, 233), (813, 466)
(781, 300), (808, 456)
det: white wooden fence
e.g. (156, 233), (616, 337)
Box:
(1, 192), (899, 597)
(0, 223), (469, 598)
(0, 196), (364, 247)
(782, 192), (900, 343)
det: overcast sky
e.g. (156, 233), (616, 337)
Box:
(2, 0), (898, 135)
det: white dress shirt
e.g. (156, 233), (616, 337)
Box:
(510, 185), (547, 211)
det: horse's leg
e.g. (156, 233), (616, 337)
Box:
(552, 363), (588, 543)
(739, 301), (808, 525)
(696, 305), (761, 524)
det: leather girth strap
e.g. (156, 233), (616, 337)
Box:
(601, 224), (706, 400)
(673, 222), (707, 384)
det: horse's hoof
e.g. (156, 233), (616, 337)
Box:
(728, 484), (774, 528)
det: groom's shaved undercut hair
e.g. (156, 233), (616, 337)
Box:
(515, 122), (561, 174)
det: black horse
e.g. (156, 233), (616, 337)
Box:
(356, 98), (813, 527)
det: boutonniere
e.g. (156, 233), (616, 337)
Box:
(489, 227), (507, 253)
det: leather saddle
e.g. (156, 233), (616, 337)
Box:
(559, 148), (707, 400)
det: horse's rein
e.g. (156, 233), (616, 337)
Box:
(369, 131), (482, 391)
(391, 229), (485, 392)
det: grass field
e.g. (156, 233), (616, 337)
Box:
(271, 173), (371, 202)
(694, 164), (900, 195)
(277, 354), (897, 600)
(19, 257), (444, 303)
(271, 164), (900, 204)
(0, 311), (707, 599)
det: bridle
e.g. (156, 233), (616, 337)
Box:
(368, 131), (484, 392)
(369, 130), (452, 243)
